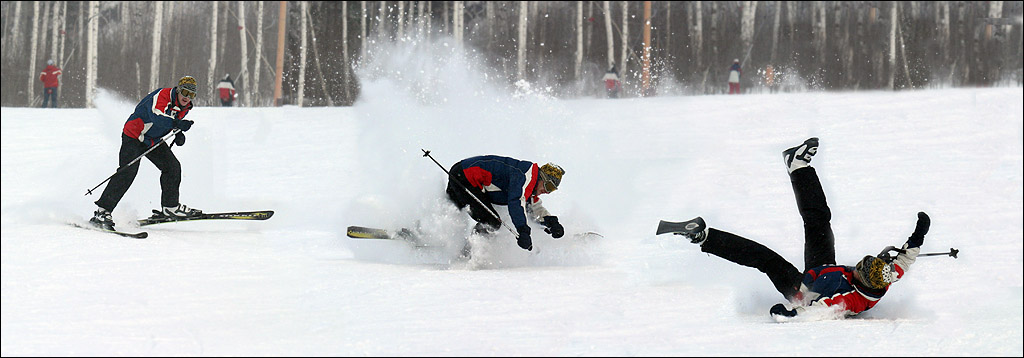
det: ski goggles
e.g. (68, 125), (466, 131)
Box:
(178, 86), (197, 100)
(542, 179), (558, 193)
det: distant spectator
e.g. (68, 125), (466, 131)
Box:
(765, 64), (777, 94)
(728, 59), (742, 94)
(217, 73), (237, 107)
(603, 66), (622, 99)
(39, 59), (62, 108)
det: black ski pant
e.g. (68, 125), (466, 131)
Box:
(446, 162), (501, 231)
(699, 167), (836, 300)
(95, 134), (182, 212)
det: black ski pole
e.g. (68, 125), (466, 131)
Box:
(85, 129), (181, 196)
(878, 246), (959, 261)
(421, 149), (519, 238)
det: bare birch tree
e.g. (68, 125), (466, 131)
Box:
(397, 0), (405, 40)
(305, 3), (332, 106)
(49, 1), (62, 64)
(619, 1), (628, 79)
(343, 1), (351, 100)
(888, 2), (897, 90)
(5, 1), (23, 58)
(297, 1), (308, 106)
(207, 1), (219, 101)
(237, 1), (248, 106)
(770, 1), (780, 63)
(252, 1), (264, 106)
(740, 1), (757, 64)
(517, 1), (528, 81)
(149, 2), (164, 90)
(692, 2), (703, 70)
(603, 1), (613, 69)
(85, 1), (98, 108)
(575, 1), (583, 81)
(360, 1), (367, 61)
(28, 1), (40, 106)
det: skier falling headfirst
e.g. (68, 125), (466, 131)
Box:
(657, 137), (931, 320)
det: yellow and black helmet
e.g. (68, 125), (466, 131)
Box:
(177, 75), (198, 99)
(538, 163), (565, 192)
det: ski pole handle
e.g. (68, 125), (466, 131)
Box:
(421, 149), (519, 238)
(85, 129), (181, 196)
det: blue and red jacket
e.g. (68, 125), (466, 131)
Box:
(123, 88), (192, 147)
(796, 244), (917, 316)
(458, 155), (545, 230)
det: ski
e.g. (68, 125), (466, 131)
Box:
(347, 226), (429, 246)
(69, 222), (148, 239)
(138, 210), (274, 226)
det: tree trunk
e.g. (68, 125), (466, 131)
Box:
(253, 1), (265, 106)
(454, 1), (463, 45)
(888, 1), (897, 90)
(619, 1), (628, 80)
(486, 1), (494, 52)
(693, 2), (702, 70)
(28, 1), (39, 106)
(273, 1), (286, 106)
(814, 0), (826, 66)
(641, 1), (650, 95)
(208, 1), (219, 100)
(305, 3), (333, 106)
(740, 1), (757, 64)
(360, 1), (367, 61)
(150, 2), (164, 90)
(376, 1), (387, 40)
(49, 1), (61, 63)
(6, 1), (23, 58)
(604, 1), (613, 69)
(237, 1), (248, 106)
(121, 2), (129, 58)
(40, 2), (52, 65)
(770, 1), (780, 63)
(585, 1), (593, 60)
(85, 1), (98, 108)
(937, 1), (950, 65)
(298, 1), (308, 106)
(575, 1), (583, 81)
(517, 1), (528, 81)
(343, 1), (351, 101)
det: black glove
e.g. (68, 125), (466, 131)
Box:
(770, 303), (798, 318)
(173, 132), (186, 146)
(516, 225), (533, 251)
(907, 212), (930, 249)
(174, 119), (194, 131)
(542, 216), (564, 239)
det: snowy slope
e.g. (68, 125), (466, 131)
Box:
(3, 50), (1022, 355)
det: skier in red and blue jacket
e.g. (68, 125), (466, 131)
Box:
(446, 155), (565, 251)
(90, 76), (203, 230)
(658, 137), (930, 318)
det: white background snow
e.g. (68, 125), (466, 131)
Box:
(3, 43), (1022, 356)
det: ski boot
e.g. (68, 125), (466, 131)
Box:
(90, 207), (115, 230)
(160, 204), (203, 218)
(782, 137), (819, 173)
(656, 216), (708, 245)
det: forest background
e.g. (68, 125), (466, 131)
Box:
(2, 1), (1022, 108)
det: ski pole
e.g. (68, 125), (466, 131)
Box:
(878, 246), (959, 262)
(421, 149), (519, 238)
(85, 129), (181, 196)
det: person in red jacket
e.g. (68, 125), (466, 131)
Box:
(657, 137), (931, 319)
(90, 76), (201, 231)
(39, 59), (62, 108)
(216, 73), (237, 107)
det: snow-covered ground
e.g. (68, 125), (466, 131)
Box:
(3, 47), (1023, 355)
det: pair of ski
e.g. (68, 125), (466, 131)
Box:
(73, 210), (275, 239)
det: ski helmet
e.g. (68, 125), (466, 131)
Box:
(855, 255), (895, 289)
(539, 163), (564, 192)
(177, 75), (198, 99)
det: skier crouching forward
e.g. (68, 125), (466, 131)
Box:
(447, 155), (565, 251)
(657, 138), (930, 319)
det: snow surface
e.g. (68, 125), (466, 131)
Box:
(3, 46), (1023, 355)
